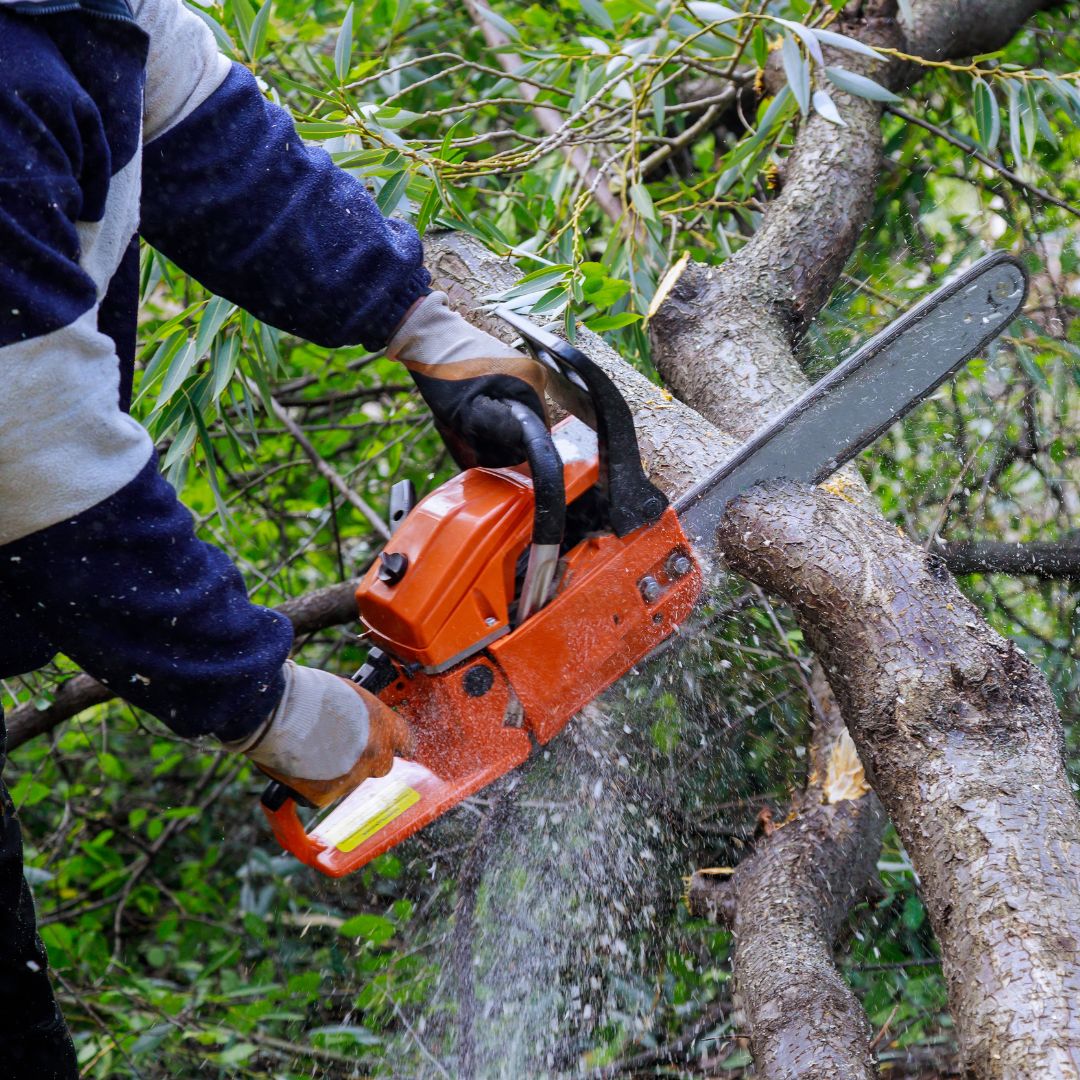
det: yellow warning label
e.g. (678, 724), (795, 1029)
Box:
(336, 784), (420, 852)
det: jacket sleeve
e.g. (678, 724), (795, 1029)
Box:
(0, 16), (291, 741)
(135, 0), (431, 351)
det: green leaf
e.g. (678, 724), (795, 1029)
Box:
(391, 0), (412, 31)
(973, 78), (1000, 151)
(1007, 80), (1023, 164)
(751, 25), (768, 69)
(131, 1024), (173, 1057)
(209, 335), (241, 399)
(775, 17), (824, 65)
(1021, 80), (1039, 155)
(812, 89), (846, 127)
(310, 1024), (382, 1048)
(811, 27), (882, 60)
(246, 0), (272, 59)
(231, 0), (255, 50)
(158, 340), (199, 404)
(826, 65), (901, 103)
(901, 896), (925, 931)
(194, 296), (235, 356)
(651, 85), (666, 133)
(415, 181), (442, 234)
(375, 169), (410, 213)
(218, 1042), (258, 1066)
(584, 311), (642, 331)
(629, 182), (658, 222)
(1015, 344), (1050, 391)
(530, 285), (570, 314)
(686, 1), (739, 24)
(339, 912), (396, 944)
(580, 0), (614, 30)
(477, 4), (519, 40)
(782, 35), (811, 116)
(334, 3), (355, 82)
(498, 264), (572, 300)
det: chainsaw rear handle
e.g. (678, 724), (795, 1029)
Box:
(495, 307), (667, 537)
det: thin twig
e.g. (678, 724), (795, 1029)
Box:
(265, 389), (391, 540)
(888, 105), (1080, 219)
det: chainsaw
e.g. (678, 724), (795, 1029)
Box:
(262, 251), (1027, 877)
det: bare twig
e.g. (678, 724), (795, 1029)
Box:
(887, 105), (1080, 219)
(265, 390), (390, 540)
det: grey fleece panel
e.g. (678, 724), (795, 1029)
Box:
(0, 309), (152, 545)
(133, 0), (232, 142)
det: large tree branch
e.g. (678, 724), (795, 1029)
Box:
(941, 538), (1080, 579)
(901, 0), (1060, 60)
(689, 667), (885, 1078)
(718, 481), (1080, 1076)
(649, 2), (1065, 1074)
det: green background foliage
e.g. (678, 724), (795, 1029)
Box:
(3, 0), (1078, 1074)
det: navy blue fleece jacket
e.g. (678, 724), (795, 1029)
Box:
(0, 0), (430, 740)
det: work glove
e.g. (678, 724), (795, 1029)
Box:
(388, 291), (550, 468)
(226, 661), (411, 807)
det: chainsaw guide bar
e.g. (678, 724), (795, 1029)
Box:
(262, 252), (1028, 877)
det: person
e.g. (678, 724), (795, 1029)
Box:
(0, 0), (552, 1073)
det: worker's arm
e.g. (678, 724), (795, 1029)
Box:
(135, 0), (429, 351)
(134, 0), (550, 467)
(0, 15), (405, 794)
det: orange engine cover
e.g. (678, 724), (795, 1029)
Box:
(356, 419), (603, 672)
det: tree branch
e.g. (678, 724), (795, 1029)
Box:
(941, 538), (1080, 579)
(689, 666), (884, 1078)
(649, 2), (1067, 1074)
(717, 481), (1080, 1076)
(886, 104), (1080, 219)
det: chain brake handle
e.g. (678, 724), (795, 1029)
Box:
(494, 307), (668, 538)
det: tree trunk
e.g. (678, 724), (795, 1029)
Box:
(648, 1), (1068, 1073)
(689, 666), (885, 1079)
(718, 481), (1080, 1076)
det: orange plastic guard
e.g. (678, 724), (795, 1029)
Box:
(263, 488), (702, 876)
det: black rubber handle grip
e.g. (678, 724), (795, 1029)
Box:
(511, 402), (565, 547)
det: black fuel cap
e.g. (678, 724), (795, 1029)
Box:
(377, 551), (409, 586)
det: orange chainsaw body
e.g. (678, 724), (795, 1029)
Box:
(263, 420), (702, 877)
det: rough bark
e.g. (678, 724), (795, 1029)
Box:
(717, 481), (1080, 1077)
(689, 667), (885, 1079)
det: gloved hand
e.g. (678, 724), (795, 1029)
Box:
(388, 291), (550, 468)
(226, 660), (411, 807)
